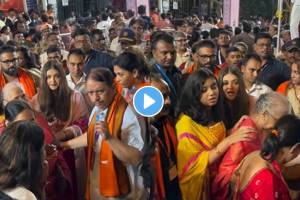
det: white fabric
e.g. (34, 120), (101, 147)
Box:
(245, 81), (273, 98)
(290, 3), (300, 39)
(39, 49), (69, 68)
(89, 105), (144, 200)
(292, 0), (300, 5)
(66, 73), (86, 92)
(3, 187), (37, 200)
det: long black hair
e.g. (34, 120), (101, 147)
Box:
(0, 120), (45, 199)
(261, 114), (300, 161)
(113, 51), (150, 77)
(218, 66), (250, 129)
(4, 100), (32, 122)
(177, 68), (224, 125)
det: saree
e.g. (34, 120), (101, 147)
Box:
(230, 153), (291, 200)
(212, 115), (261, 200)
(176, 114), (226, 200)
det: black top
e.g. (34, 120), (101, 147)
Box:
(257, 56), (290, 90)
(83, 49), (114, 75)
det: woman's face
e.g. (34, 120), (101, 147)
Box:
(291, 63), (300, 86)
(199, 77), (219, 108)
(113, 65), (136, 89)
(222, 73), (240, 101)
(14, 109), (35, 122)
(46, 68), (60, 91)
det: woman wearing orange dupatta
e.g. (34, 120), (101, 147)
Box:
(113, 51), (150, 105)
(276, 60), (300, 117)
(176, 69), (253, 200)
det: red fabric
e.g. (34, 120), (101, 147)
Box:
(215, 63), (228, 77)
(212, 116), (261, 200)
(35, 113), (74, 200)
(239, 161), (291, 200)
(0, 0), (24, 12)
(35, 113), (54, 144)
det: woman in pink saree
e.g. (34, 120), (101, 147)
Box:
(31, 60), (89, 200)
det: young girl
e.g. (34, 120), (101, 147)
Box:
(176, 68), (253, 199)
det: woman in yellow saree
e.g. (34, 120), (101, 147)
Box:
(176, 68), (253, 200)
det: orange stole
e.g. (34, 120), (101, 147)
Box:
(0, 68), (36, 98)
(152, 118), (178, 199)
(276, 80), (290, 96)
(115, 81), (150, 105)
(86, 94), (130, 199)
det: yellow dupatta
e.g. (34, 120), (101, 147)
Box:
(176, 114), (226, 200)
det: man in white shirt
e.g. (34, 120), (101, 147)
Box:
(40, 32), (68, 67)
(61, 68), (144, 200)
(241, 53), (272, 98)
(66, 49), (86, 92)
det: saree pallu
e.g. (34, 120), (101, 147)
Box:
(176, 114), (226, 200)
(212, 116), (261, 200)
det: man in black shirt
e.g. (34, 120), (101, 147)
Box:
(72, 28), (114, 75)
(150, 31), (182, 105)
(254, 32), (290, 90)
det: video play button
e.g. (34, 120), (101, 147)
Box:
(133, 86), (164, 117)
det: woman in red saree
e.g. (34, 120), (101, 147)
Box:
(229, 114), (300, 200)
(212, 92), (292, 199)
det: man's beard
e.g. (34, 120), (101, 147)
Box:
(3, 66), (18, 77)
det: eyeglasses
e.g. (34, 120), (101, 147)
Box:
(0, 58), (17, 64)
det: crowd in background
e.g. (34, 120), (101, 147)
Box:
(0, 3), (300, 200)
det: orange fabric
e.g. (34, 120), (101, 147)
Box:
(276, 81), (290, 96)
(185, 63), (198, 74)
(152, 144), (166, 199)
(162, 118), (178, 157)
(0, 68), (36, 99)
(115, 81), (150, 105)
(152, 118), (178, 199)
(86, 94), (130, 199)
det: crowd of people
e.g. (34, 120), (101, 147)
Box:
(0, 3), (300, 200)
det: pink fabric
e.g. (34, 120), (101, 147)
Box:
(30, 90), (89, 200)
(239, 161), (291, 200)
(212, 116), (262, 200)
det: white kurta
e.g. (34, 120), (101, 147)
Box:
(89, 106), (144, 200)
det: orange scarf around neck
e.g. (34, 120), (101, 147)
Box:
(86, 94), (130, 199)
(0, 68), (36, 99)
